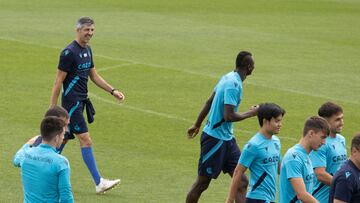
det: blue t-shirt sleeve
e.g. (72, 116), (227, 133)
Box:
(286, 158), (303, 179)
(333, 172), (354, 202)
(58, 49), (74, 72)
(13, 144), (30, 167)
(239, 143), (257, 168)
(58, 168), (74, 203)
(224, 87), (240, 106)
(310, 145), (327, 168)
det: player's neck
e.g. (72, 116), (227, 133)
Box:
(235, 69), (247, 82)
(329, 132), (337, 138)
(42, 140), (57, 149)
(259, 128), (272, 139)
(75, 39), (87, 48)
(299, 138), (312, 154)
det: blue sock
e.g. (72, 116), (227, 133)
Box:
(81, 147), (101, 185)
(56, 143), (66, 154)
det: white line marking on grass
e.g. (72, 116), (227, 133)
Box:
(88, 92), (190, 122)
(89, 92), (258, 136)
(97, 63), (137, 73)
(1, 36), (359, 105)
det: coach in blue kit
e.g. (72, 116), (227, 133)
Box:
(226, 103), (285, 203)
(50, 17), (125, 194)
(279, 116), (329, 203)
(186, 51), (259, 203)
(310, 102), (347, 203)
(13, 116), (73, 203)
(329, 133), (360, 203)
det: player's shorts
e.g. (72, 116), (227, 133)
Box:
(246, 198), (274, 203)
(198, 132), (241, 179)
(62, 99), (88, 135)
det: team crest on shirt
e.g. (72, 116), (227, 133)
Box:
(265, 147), (268, 151)
(292, 152), (298, 159)
(234, 82), (238, 88)
(341, 141), (345, 147)
(63, 50), (70, 56)
(345, 171), (351, 179)
(246, 143), (251, 149)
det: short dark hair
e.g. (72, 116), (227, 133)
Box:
(303, 116), (330, 137)
(76, 16), (94, 28)
(351, 133), (360, 151)
(257, 103), (286, 127)
(44, 106), (69, 119)
(235, 51), (253, 68)
(318, 102), (343, 118)
(40, 116), (66, 142)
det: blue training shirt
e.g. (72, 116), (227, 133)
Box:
(203, 71), (242, 141)
(329, 159), (360, 203)
(13, 144), (74, 203)
(239, 132), (281, 202)
(279, 144), (315, 203)
(58, 40), (94, 101)
(310, 134), (347, 203)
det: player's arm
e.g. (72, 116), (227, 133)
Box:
(187, 92), (215, 138)
(50, 70), (67, 107)
(224, 104), (258, 122)
(226, 164), (247, 203)
(58, 168), (74, 203)
(89, 68), (125, 102)
(314, 167), (332, 186)
(278, 162), (281, 175)
(333, 200), (347, 203)
(290, 178), (319, 203)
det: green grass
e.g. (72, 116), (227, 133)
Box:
(1, 0), (360, 202)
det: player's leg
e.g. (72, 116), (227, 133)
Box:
(76, 132), (102, 185)
(186, 175), (212, 203)
(225, 138), (248, 203)
(186, 132), (226, 203)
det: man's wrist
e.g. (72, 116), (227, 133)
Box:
(110, 88), (117, 95)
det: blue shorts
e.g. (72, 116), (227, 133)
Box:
(62, 100), (88, 135)
(198, 132), (241, 179)
(246, 198), (274, 203)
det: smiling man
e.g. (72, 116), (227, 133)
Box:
(50, 17), (124, 194)
(310, 102), (347, 203)
(226, 103), (285, 203)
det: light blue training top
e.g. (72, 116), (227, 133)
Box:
(203, 71), (242, 141)
(279, 144), (315, 203)
(13, 143), (74, 203)
(239, 132), (281, 202)
(310, 134), (347, 203)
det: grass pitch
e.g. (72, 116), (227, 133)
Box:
(1, 0), (360, 202)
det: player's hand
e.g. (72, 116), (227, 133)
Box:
(249, 105), (259, 116)
(187, 125), (200, 139)
(113, 90), (125, 103)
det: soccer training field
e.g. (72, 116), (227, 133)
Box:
(1, 0), (360, 202)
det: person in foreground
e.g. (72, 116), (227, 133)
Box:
(186, 51), (259, 203)
(310, 102), (347, 203)
(13, 116), (74, 203)
(329, 133), (360, 203)
(279, 116), (329, 203)
(226, 103), (285, 203)
(50, 16), (124, 194)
